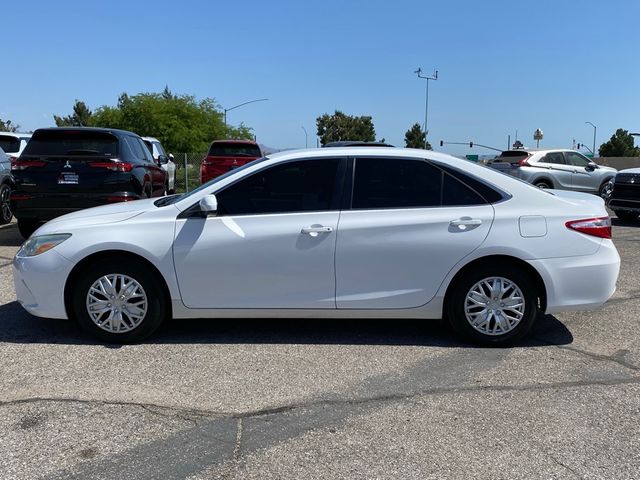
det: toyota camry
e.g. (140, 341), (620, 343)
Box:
(13, 147), (620, 346)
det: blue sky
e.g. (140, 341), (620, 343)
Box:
(3, 0), (640, 155)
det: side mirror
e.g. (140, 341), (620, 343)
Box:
(199, 194), (218, 215)
(156, 156), (165, 165)
(586, 162), (598, 171)
(168, 153), (175, 162)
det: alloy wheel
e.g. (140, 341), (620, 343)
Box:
(86, 274), (148, 333)
(0, 184), (12, 223)
(464, 276), (526, 336)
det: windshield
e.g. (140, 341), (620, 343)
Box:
(0, 135), (21, 154)
(155, 156), (270, 207)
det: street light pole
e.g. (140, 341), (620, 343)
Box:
(301, 126), (308, 148)
(224, 98), (269, 128)
(414, 68), (438, 149)
(586, 121), (597, 157)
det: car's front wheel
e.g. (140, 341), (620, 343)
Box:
(71, 258), (167, 343)
(614, 210), (639, 223)
(446, 264), (538, 346)
(0, 183), (12, 225)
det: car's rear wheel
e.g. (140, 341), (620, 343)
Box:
(614, 210), (639, 223)
(534, 180), (552, 190)
(0, 183), (12, 225)
(17, 220), (39, 239)
(599, 180), (614, 199)
(71, 258), (167, 343)
(446, 264), (538, 346)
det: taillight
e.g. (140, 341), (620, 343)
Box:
(518, 156), (531, 167)
(566, 217), (612, 239)
(11, 159), (46, 171)
(89, 161), (133, 172)
(105, 195), (139, 203)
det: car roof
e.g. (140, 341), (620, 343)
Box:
(322, 141), (395, 148)
(499, 148), (579, 154)
(141, 136), (160, 143)
(32, 127), (140, 137)
(211, 139), (259, 145)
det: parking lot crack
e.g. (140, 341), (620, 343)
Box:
(534, 337), (640, 372)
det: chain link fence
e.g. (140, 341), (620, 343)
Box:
(173, 153), (206, 193)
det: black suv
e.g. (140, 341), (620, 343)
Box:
(608, 168), (640, 223)
(11, 128), (167, 238)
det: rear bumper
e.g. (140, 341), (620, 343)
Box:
(11, 192), (141, 221)
(528, 240), (620, 314)
(13, 249), (74, 319)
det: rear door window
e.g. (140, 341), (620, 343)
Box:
(22, 131), (118, 157)
(0, 135), (20, 154)
(208, 143), (261, 157)
(540, 152), (565, 164)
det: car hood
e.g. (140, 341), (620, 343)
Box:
(599, 165), (617, 173)
(618, 168), (640, 174)
(36, 198), (160, 234)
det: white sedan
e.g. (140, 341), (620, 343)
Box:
(13, 147), (620, 346)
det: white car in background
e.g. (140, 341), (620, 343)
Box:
(142, 137), (176, 194)
(13, 147), (620, 346)
(0, 146), (13, 224)
(0, 132), (32, 160)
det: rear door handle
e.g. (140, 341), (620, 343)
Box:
(450, 218), (482, 230)
(301, 225), (333, 236)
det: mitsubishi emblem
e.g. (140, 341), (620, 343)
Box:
(64, 161), (72, 169)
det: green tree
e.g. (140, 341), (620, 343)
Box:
(316, 110), (376, 145)
(54, 100), (93, 126)
(85, 89), (252, 152)
(0, 118), (20, 132)
(598, 128), (640, 157)
(404, 122), (431, 149)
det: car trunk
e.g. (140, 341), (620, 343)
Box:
(488, 151), (531, 176)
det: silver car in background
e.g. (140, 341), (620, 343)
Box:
(488, 149), (616, 198)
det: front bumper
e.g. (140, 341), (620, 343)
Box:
(13, 249), (74, 319)
(528, 239), (620, 314)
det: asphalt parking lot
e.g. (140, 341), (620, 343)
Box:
(0, 218), (639, 479)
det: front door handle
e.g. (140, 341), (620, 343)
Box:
(301, 225), (333, 236)
(450, 218), (482, 231)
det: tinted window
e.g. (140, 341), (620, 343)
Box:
(0, 135), (20, 153)
(137, 138), (154, 162)
(438, 164), (502, 204)
(126, 137), (146, 160)
(352, 158), (442, 209)
(442, 173), (486, 206)
(540, 152), (565, 164)
(216, 159), (339, 215)
(493, 151), (530, 163)
(564, 152), (591, 167)
(22, 131), (118, 156)
(209, 142), (261, 157)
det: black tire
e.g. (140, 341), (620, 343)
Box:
(0, 182), (12, 225)
(599, 180), (614, 199)
(446, 264), (539, 347)
(614, 210), (639, 223)
(71, 258), (167, 343)
(534, 180), (552, 190)
(18, 220), (39, 239)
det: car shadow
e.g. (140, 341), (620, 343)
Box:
(0, 222), (23, 247)
(0, 301), (573, 348)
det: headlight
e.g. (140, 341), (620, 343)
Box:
(17, 234), (72, 257)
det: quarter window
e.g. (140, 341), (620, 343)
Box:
(216, 159), (340, 215)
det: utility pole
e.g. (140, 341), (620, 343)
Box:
(301, 126), (308, 148)
(414, 68), (438, 149)
(586, 121), (597, 157)
(223, 98), (269, 128)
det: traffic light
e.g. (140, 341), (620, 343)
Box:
(439, 140), (444, 147)
(469, 142), (473, 148)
